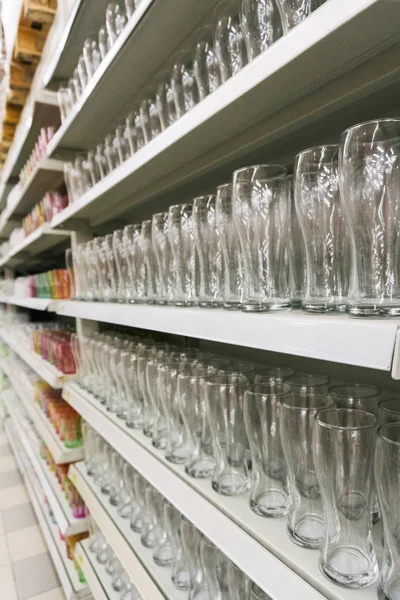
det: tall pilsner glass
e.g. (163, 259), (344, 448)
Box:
(339, 119), (400, 317)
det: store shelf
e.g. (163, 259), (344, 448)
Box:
(64, 383), (380, 600)
(2, 385), (88, 535)
(0, 328), (67, 388)
(0, 297), (52, 310)
(49, 0), (400, 228)
(69, 462), (186, 600)
(0, 158), (64, 238)
(55, 301), (399, 373)
(0, 224), (71, 268)
(75, 539), (122, 600)
(43, 0), (115, 88)
(0, 92), (60, 209)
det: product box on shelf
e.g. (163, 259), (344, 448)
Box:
(23, 0), (57, 25)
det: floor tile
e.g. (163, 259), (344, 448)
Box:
(0, 533), (10, 565)
(0, 442), (12, 457)
(13, 552), (60, 600)
(0, 564), (17, 600)
(0, 468), (22, 490)
(0, 455), (17, 473)
(2, 502), (37, 533)
(0, 484), (29, 509)
(7, 524), (47, 562)
(27, 589), (66, 600)
(0, 432), (8, 445)
(0, 510), (4, 535)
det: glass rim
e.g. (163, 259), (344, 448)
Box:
(295, 143), (339, 160)
(282, 393), (333, 411)
(316, 408), (377, 430)
(206, 373), (249, 385)
(378, 398), (400, 416)
(245, 382), (292, 397)
(377, 422), (400, 446)
(233, 164), (287, 181)
(287, 374), (330, 386)
(328, 384), (380, 399)
(340, 118), (400, 138)
(216, 182), (232, 190)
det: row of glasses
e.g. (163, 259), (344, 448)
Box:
(78, 342), (400, 594)
(58, 1), (141, 122)
(87, 516), (141, 599)
(83, 423), (267, 599)
(62, 0), (326, 205)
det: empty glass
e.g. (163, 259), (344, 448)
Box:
(295, 145), (348, 313)
(287, 174), (306, 307)
(329, 384), (380, 415)
(244, 383), (291, 517)
(280, 393), (333, 548)
(379, 398), (400, 424)
(314, 408), (378, 588)
(240, 0), (283, 61)
(164, 504), (191, 590)
(277, 0), (326, 33)
(232, 164), (291, 312)
(171, 50), (199, 118)
(168, 204), (197, 306)
(206, 374), (250, 495)
(375, 423), (400, 600)
(83, 37), (102, 78)
(228, 561), (252, 600)
(340, 118), (400, 317)
(216, 182), (243, 309)
(193, 195), (222, 307)
(194, 26), (221, 99)
(214, 0), (248, 83)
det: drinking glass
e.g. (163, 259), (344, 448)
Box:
(206, 374), (249, 495)
(141, 487), (164, 549)
(84, 149), (101, 188)
(286, 374), (329, 395)
(214, 0), (248, 83)
(180, 518), (201, 593)
(244, 383), (291, 517)
(153, 499), (173, 567)
(228, 561), (252, 600)
(57, 85), (70, 121)
(216, 182), (243, 309)
(106, 3), (127, 45)
(168, 204), (197, 306)
(339, 118), (400, 317)
(83, 38), (101, 78)
(295, 145), (348, 313)
(171, 50), (199, 118)
(152, 212), (173, 303)
(379, 398), (400, 424)
(121, 349), (144, 429)
(77, 54), (88, 90)
(104, 133), (119, 172)
(280, 393), (333, 548)
(158, 361), (187, 464)
(190, 536), (223, 599)
(95, 143), (110, 179)
(251, 584), (272, 599)
(329, 384), (380, 415)
(98, 24), (111, 60)
(113, 123), (131, 164)
(141, 220), (156, 303)
(124, 224), (147, 302)
(287, 174), (306, 307)
(255, 366), (294, 384)
(113, 229), (129, 301)
(240, 0), (283, 61)
(277, 0), (326, 33)
(232, 164), (291, 312)
(194, 26), (221, 99)
(164, 504), (191, 590)
(193, 195), (222, 307)
(125, 0), (135, 18)
(156, 75), (177, 129)
(375, 422), (400, 599)
(131, 472), (150, 533)
(314, 408), (378, 588)
(104, 234), (119, 301)
(179, 366), (215, 478)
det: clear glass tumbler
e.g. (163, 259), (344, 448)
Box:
(152, 212), (172, 304)
(340, 118), (400, 317)
(206, 374), (250, 495)
(375, 422), (400, 600)
(314, 408), (378, 588)
(240, 0), (283, 61)
(171, 50), (199, 118)
(232, 164), (291, 312)
(228, 561), (252, 600)
(164, 504), (191, 591)
(168, 204), (197, 306)
(295, 145), (348, 313)
(244, 383), (291, 517)
(194, 26), (221, 99)
(277, 0), (326, 33)
(216, 182), (243, 309)
(379, 398), (400, 424)
(280, 393), (333, 548)
(287, 174), (306, 307)
(214, 0), (248, 83)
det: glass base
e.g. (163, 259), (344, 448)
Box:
(152, 436), (167, 450)
(198, 301), (221, 308)
(126, 419), (144, 430)
(302, 302), (346, 314)
(130, 518), (143, 534)
(118, 503), (132, 519)
(287, 516), (323, 548)
(223, 302), (242, 310)
(166, 446), (187, 464)
(212, 473), (248, 496)
(185, 458), (215, 479)
(250, 491), (289, 518)
(378, 580), (400, 600)
(320, 549), (378, 588)
(172, 568), (191, 591)
(242, 302), (292, 313)
(174, 301), (196, 307)
(155, 300), (168, 306)
(348, 304), (400, 318)
(153, 546), (173, 567)
(143, 426), (153, 438)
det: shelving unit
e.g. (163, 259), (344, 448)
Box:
(69, 462), (187, 600)
(74, 539), (116, 600)
(0, 224), (71, 268)
(0, 296), (53, 310)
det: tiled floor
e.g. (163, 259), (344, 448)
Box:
(0, 429), (66, 600)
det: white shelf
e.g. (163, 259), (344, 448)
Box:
(55, 301), (400, 374)
(69, 462), (186, 600)
(0, 158), (64, 238)
(0, 358), (83, 464)
(75, 539), (121, 600)
(0, 297), (52, 310)
(0, 328), (67, 388)
(0, 224), (71, 268)
(2, 385), (88, 534)
(49, 0), (400, 228)
(64, 383), (381, 600)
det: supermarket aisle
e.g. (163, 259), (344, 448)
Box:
(0, 428), (66, 600)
